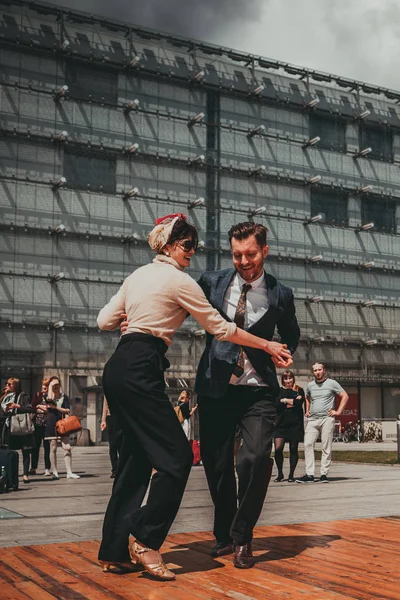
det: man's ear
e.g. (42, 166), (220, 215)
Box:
(263, 245), (269, 259)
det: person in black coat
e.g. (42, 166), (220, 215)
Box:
(273, 370), (305, 482)
(0, 377), (35, 484)
(195, 222), (300, 569)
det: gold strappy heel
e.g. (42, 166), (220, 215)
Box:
(129, 541), (176, 581)
(99, 559), (142, 573)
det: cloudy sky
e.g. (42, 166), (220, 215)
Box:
(45, 0), (400, 90)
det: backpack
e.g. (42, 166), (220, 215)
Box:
(174, 405), (184, 424)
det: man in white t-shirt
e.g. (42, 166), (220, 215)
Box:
(296, 362), (348, 484)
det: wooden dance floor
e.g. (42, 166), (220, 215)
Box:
(0, 516), (398, 600)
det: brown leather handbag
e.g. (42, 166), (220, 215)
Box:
(55, 415), (82, 436)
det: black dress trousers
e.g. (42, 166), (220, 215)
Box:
(105, 414), (122, 475)
(98, 333), (192, 561)
(198, 385), (276, 545)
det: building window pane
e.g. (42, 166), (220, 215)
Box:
(361, 195), (396, 233)
(65, 61), (118, 104)
(309, 113), (346, 152)
(64, 148), (116, 194)
(359, 124), (393, 161)
(310, 188), (348, 226)
(383, 387), (400, 419)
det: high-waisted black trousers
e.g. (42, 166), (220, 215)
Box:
(98, 333), (193, 561)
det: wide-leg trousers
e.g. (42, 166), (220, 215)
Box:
(98, 333), (193, 561)
(198, 385), (276, 546)
(105, 414), (122, 475)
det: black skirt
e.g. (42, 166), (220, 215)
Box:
(274, 387), (305, 442)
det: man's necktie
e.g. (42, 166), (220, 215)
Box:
(233, 283), (252, 377)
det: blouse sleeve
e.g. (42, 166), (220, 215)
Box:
(97, 279), (128, 330)
(176, 276), (236, 341)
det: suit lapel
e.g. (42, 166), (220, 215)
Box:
(213, 269), (236, 311)
(265, 271), (279, 311)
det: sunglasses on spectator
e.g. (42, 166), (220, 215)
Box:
(178, 239), (197, 252)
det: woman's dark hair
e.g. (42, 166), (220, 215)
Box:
(228, 222), (268, 248)
(167, 218), (199, 250)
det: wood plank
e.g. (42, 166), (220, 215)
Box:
(1, 517), (400, 600)
(0, 581), (32, 600)
(15, 581), (60, 600)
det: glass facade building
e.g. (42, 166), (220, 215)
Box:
(1, 0), (400, 437)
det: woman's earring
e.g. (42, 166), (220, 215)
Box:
(165, 251), (170, 256)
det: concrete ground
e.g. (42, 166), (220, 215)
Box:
(0, 444), (399, 548)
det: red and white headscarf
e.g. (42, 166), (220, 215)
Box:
(147, 213), (187, 252)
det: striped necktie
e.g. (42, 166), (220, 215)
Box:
(232, 283), (252, 377)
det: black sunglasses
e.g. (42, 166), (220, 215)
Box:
(179, 239), (197, 252)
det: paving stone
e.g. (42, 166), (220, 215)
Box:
(0, 445), (399, 547)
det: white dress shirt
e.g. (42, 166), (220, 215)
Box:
(223, 272), (269, 386)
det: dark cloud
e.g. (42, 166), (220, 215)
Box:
(44, 0), (264, 41)
(37, 0), (400, 89)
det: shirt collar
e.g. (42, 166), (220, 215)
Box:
(235, 270), (265, 291)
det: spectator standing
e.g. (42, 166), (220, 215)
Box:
(44, 377), (80, 480)
(296, 363), (349, 484)
(273, 370), (305, 482)
(30, 378), (52, 476)
(0, 378), (35, 484)
(177, 390), (198, 439)
(101, 396), (122, 478)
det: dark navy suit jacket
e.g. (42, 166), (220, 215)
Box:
(194, 268), (300, 399)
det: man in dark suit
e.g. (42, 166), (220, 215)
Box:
(196, 221), (300, 569)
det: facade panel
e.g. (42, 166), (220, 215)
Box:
(1, 1), (400, 427)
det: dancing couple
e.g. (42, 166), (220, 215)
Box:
(97, 213), (300, 580)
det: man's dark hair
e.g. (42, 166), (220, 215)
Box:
(228, 222), (268, 248)
(167, 218), (198, 250)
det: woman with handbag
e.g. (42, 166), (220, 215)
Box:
(44, 377), (80, 480)
(30, 378), (52, 476)
(0, 378), (35, 484)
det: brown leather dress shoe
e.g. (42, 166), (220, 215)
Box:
(233, 543), (255, 569)
(210, 541), (234, 558)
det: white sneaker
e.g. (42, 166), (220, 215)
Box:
(66, 472), (80, 479)
(43, 469), (51, 476)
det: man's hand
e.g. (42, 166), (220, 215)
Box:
(328, 409), (340, 417)
(100, 421), (107, 431)
(305, 410), (311, 417)
(266, 342), (292, 367)
(271, 356), (293, 368)
(120, 313), (128, 334)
